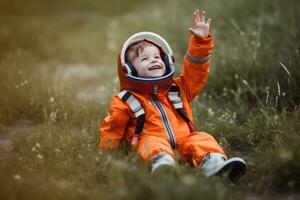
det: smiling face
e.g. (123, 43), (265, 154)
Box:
(126, 42), (166, 78)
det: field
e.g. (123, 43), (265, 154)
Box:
(0, 0), (299, 199)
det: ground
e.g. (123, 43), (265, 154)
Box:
(0, 0), (299, 199)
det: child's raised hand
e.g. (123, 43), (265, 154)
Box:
(189, 10), (211, 38)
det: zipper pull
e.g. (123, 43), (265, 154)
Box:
(131, 134), (139, 146)
(153, 84), (158, 95)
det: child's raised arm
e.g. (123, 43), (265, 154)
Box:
(189, 10), (211, 38)
(175, 9), (213, 102)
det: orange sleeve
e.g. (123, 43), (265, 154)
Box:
(176, 33), (213, 102)
(98, 96), (131, 151)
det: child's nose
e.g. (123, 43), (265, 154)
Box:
(151, 58), (158, 63)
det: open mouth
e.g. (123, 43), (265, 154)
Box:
(148, 65), (162, 71)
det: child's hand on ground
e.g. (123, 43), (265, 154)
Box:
(189, 10), (211, 38)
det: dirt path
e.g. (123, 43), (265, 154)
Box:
(0, 120), (36, 160)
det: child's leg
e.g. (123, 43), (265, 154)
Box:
(179, 132), (247, 181)
(135, 135), (175, 173)
(178, 132), (225, 166)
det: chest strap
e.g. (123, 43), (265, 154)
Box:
(118, 90), (145, 145)
(168, 83), (195, 132)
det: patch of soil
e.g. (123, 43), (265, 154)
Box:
(0, 120), (36, 159)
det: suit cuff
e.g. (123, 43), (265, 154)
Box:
(187, 33), (213, 58)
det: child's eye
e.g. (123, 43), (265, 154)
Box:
(141, 58), (147, 61)
(155, 56), (160, 59)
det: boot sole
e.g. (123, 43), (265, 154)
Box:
(216, 159), (247, 182)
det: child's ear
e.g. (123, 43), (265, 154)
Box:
(123, 62), (138, 77)
(163, 54), (172, 74)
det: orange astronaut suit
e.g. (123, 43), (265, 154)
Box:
(98, 32), (225, 166)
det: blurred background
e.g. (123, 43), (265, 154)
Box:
(0, 0), (300, 199)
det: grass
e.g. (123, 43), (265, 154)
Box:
(0, 0), (300, 199)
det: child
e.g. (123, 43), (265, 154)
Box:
(99, 9), (247, 181)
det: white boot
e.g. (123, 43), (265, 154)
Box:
(151, 153), (176, 174)
(201, 153), (247, 181)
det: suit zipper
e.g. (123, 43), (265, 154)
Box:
(152, 96), (176, 149)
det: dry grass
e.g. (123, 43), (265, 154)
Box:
(0, 0), (299, 199)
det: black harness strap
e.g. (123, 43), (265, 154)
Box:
(118, 90), (145, 145)
(168, 83), (195, 132)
